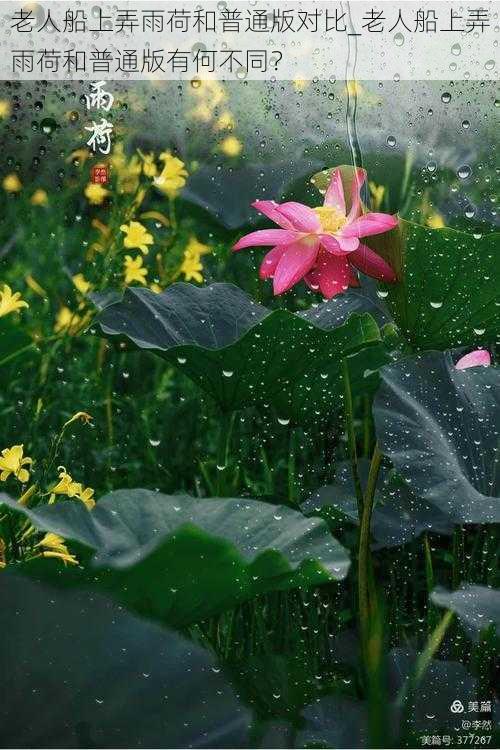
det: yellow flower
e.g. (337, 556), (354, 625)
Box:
(51, 467), (95, 510)
(51, 468), (81, 498)
(0, 100), (11, 119)
(180, 252), (204, 284)
(54, 306), (90, 336)
(123, 255), (148, 286)
(345, 80), (364, 98)
(214, 111), (235, 131)
(150, 283), (163, 294)
(154, 153), (188, 199)
(189, 80), (227, 122)
(368, 182), (385, 211)
(426, 212), (445, 229)
(220, 136), (243, 157)
(119, 156), (142, 194)
(30, 188), (48, 206)
(0, 445), (33, 484)
(3, 173), (22, 192)
(78, 486), (95, 510)
(84, 182), (109, 205)
(18, 485), (37, 507)
(185, 235), (211, 259)
(72, 273), (92, 294)
(120, 221), (153, 254)
(292, 78), (309, 92)
(36, 532), (78, 565)
(0, 285), (28, 318)
(111, 145), (142, 194)
(110, 142), (127, 171)
(140, 151), (158, 178)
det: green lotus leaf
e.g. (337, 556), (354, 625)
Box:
(303, 460), (454, 549)
(312, 165), (500, 351)
(2, 489), (349, 627)
(93, 282), (385, 422)
(373, 351), (500, 524)
(368, 220), (500, 351)
(0, 573), (250, 748)
(431, 585), (500, 642)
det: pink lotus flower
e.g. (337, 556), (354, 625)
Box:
(233, 168), (398, 298)
(455, 349), (491, 370)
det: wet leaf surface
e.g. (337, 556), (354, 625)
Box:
(2, 489), (350, 627)
(374, 351), (500, 524)
(431, 585), (500, 641)
(94, 282), (386, 422)
(303, 460), (454, 548)
(0, 573), (251, 749)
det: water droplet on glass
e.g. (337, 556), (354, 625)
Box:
(484, 59), (495, 71)
(462, 120), (470, 130)
(441, 92), (451, 103)
(430, 301), (443, 309)
(277, 417), (290, 426)
(457, 165), (472, 180)
(451, 43), (461, 56)
(222, 369), (234, 378)
(40, 117), (57, 135)
(387, 135), (396, 147)
(393, 33), (404, 46)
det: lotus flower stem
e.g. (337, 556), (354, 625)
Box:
(358, 443), (382, 659)
(341, 358), (364, 517)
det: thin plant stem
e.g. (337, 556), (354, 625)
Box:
(358, 443), (382, 657)
(342, 357), (364, 516)
(397, 609), (455, 742)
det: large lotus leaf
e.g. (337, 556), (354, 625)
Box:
(312, 164), (500, 351)
(373, 351), (500, 524)
(431, 586), (500, 642)
(303, 460), (454, 549)
(93, 282), (384, 422)
(1, 489), (349, 628)
(295, 650), (484, 748)
(370, 221), (500, 351)
(182, 157), (323, 230)
(388, 649), (480, 736)
(0, 573), (250, 749)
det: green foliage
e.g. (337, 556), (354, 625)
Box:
(2, 488), (349, 627)
(372, 220), (500, 351)
(374, 351), (500, 524)
(94, 282), (386, 422)
(0, 573), (250, 748)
